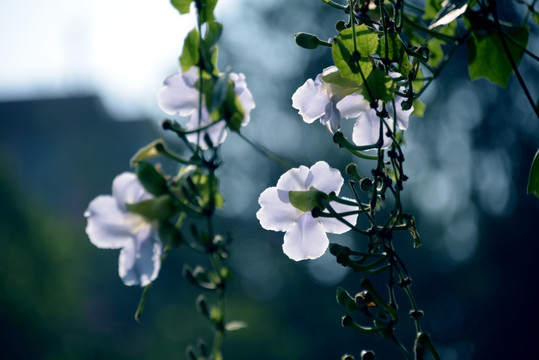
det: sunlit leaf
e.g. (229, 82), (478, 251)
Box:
(468, 25), (529, 88)
(180, 28), (200, 72)
(171, 0), (193, 15)
(412, 99), (426, 117)
(200, 0), (218, 23)
(362, 68), (394, 102)
(126, 195), (177, 221)
(378, 33), (412, 77)
(332, 25), (378, 86)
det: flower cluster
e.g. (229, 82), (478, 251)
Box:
(85, 172), (163, 287)
(158, 66), (255, 149)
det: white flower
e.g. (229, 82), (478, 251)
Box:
(293, 67), (414, 150)
(85, 172), (163, 286)
(157, 67), (255, 149)
(256, 161), (358, 261)
(292, 66), (367, 133)
(352, 106), (394, 149)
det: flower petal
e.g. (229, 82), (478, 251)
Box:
(112, 172), (151, 209)
(276, 165), (310, 191)
(157, 67), (199, 116)
(336, 93), (368, 119)
(320, 100), (342, 133)
(291, 76), (330, 123)
(185, 107), (228, 150)
(85, 195), (136, 249)
(283, 212), (329, 261)
(305, 161), (344, 194)
(230, 72), (256, 127)
(318, 198), (358, 234)
(256, 187), (302, 231)
(118, 225), (162, 286)
(352, 108), (393, 149)
(390, 96), (413, 130)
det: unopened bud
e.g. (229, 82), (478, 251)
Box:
(295, 32), (327, 49)
(361, 350), (376, 360)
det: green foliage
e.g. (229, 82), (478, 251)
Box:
(200, 0), (218, 23)
(332, 25), (378, 86)
(126, 195), (178, 221)
(412, 99), (426, 117)
(180, 28), (200, 72)
(136, 161), (169, 196)
(223, 81), (246, 132)
(362, 68), (394, 103)
(527, 149), (539, 198)
(378, 33), (412, 77)
(158, 220), (184, 247)
(467, 24), (529, 88)
(171, 0), (193, 15)
(423, 0), (444, 20)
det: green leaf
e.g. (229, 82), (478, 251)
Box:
(223, 81), (245, 132)
(158, 221), (183, 247)
(130, 139), (166, 166)
(412, 99), (426, 117)
(204, 21), (222, 48)
(201, 0), (218, 23)
(426, 37), (444, 67)
(321, 68), (360, 89)
(332, 25), (378, 86)
(423, 0), (444, 21)
(362, 68), (394, 103)
(336, 287), (357, 313)
(533, 12), (539, 25)
(136, 162), (169, 196)
(209, 74), (230, 112)
(468, 25), (529, 88)
(378, 34), (412, 77)
(171, 0), (193, 14)
(289, 187), (329, 212)
(527, 149), (539, 198)
(180, 28), (200, 72)
(126, 195), (177, 221)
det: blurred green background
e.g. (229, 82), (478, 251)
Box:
(1, 1), (539, 359)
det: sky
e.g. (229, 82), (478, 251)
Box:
(0, 0), (240, 119)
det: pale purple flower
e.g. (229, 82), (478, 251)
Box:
(292, 66), (367, 133)
(157, 67), (255, 149)
(256, 161), (358, 261)
(85, 172), (163, 286)
(294, 68), (414, 150)
(352, 106), (394, 149)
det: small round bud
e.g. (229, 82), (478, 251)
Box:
(335, 20), (347, 32)
(360, 178), (373, 192)
(361, 350), (376, 360)
(295, 32), (322, 49)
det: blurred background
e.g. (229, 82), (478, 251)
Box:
(1, 0), (539, 359)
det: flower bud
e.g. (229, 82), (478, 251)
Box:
(361, 350), (376, 360)
(295, 32), (323, 49)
